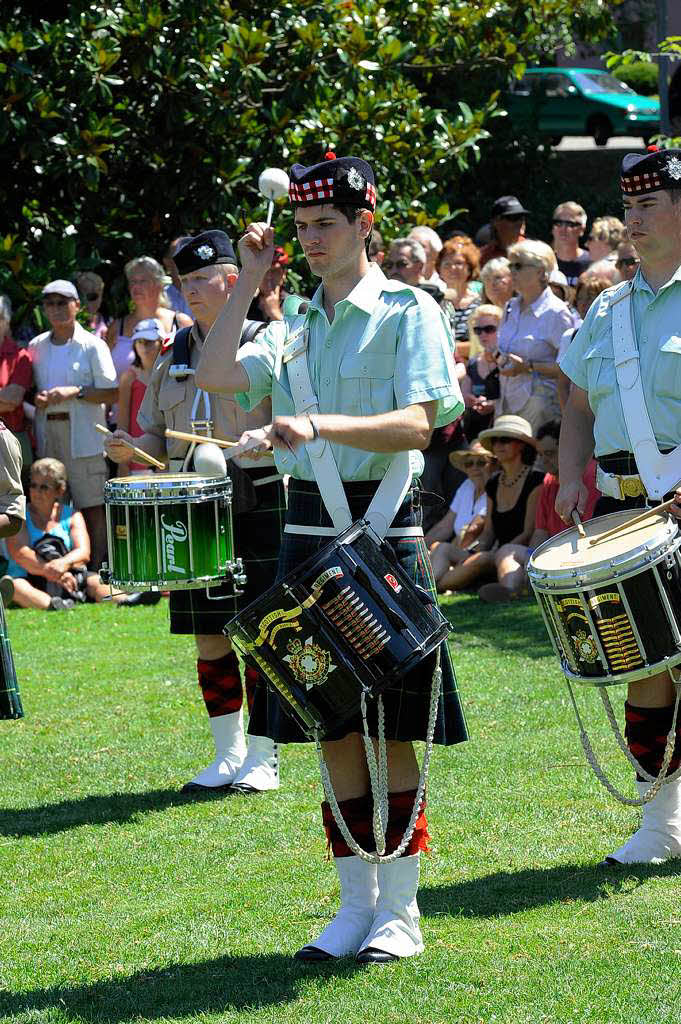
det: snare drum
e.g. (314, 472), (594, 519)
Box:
(528, 509), (681, 686)
(102, 473), (242, 592)
(227, 520), (450, 740)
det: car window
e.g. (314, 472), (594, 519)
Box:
(573, 72), (634, 95)
(543, 74), (572, 98)
(510, 76), (534, 96)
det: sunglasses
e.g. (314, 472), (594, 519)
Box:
(616, 257), (640, 267)
(508, 261), (536, 272)
(135, 336), (160, 345)
(552, 218), (581, 228)
(42, 298), (70, 308)
(383, 259), (411, 270)
(473, 324), (498, 336)
(491, 436), (517, 445)
(30, 481), (54, 492)
(500, 213), (525, 222)
(462, 458), (489, 468)
(85, 291), (101, 302)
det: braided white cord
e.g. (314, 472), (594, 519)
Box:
(566, 671), (681, 807)
(316, 649), (442, 865)
(361, 692), (389, 855)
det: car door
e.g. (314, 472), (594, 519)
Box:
(537, 73), (584, 133)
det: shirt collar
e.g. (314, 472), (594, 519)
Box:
(527, 287), (555, 317)
(634, 262), (681, 296)
(308, 263), (389, 319)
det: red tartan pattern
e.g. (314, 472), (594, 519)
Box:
(321, 790), (429, 858)
(621, 172), (663, 195)
(625, 701), (681, 780)
(197, 652), (243, 717)
(288, 177), (377, 210)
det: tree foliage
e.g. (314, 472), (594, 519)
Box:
(2, 0), (620, 320)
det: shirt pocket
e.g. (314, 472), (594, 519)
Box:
(70, 359), (93, 387)
(654, 335), (681, 400)
(583, 335), (615, 411)
(339, 352), (395, 416)
(157, 380), (186, 430)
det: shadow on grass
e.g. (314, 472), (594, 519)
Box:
(0, 954), (358, 1021)
(0, 787), (234, 838)
(441, 593), (551, 659)
(421, 858), (681, 918)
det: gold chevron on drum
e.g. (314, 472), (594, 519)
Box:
(595, 613), (644, 671)
(321, 586), (390, 659)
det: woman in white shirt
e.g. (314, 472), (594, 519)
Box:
(425, 441), (496, 588)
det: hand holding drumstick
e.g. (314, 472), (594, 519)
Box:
(96, 424), (166, 470)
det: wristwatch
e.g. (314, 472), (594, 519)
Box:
(76, 386), (86, 400)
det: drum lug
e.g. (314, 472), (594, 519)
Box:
(100, 562), (111, 584)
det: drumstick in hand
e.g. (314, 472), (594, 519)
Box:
(588, 497), (677, 547)
(95, 424), (166, 470)
(571, 510), (586, 538)
(164, 428), (239, 449)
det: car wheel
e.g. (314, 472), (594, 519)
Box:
(588, 115), (611, 147)
(550, 135), (563, 146)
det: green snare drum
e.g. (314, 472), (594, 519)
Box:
(102, 473), (244, 592)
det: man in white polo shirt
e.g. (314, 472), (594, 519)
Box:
(30, 279), (118, 569)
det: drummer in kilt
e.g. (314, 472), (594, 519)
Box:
(557, 147), (681, 864)
(107, 231), (285, 794)
(196, 155), (468, 963)
(0, 424), (26, 720)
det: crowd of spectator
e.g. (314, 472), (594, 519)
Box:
(0, 193), (627, 609)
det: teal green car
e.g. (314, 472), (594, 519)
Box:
(504, 67), (660, 146)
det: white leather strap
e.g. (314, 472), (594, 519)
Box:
(612, 286), (681, 499)
(284, 524), (423, 538)
(595, 465), (645, 500)
(283, 319), (413, 541)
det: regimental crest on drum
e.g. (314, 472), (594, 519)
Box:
(284, 636), (337, 689)
(573, 629), (599, 664)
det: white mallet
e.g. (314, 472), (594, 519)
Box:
(193, 441), (227, 477)
(258, 167), (290, 226)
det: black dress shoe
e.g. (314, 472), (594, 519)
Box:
(294, 945), (334, 962)
(180, 781), (233, 794)
(355, 946), (399, 965)
(117, 590), (162, 607)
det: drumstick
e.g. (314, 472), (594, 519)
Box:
(588, 497), (678, 547)
(95, 424), (166, 470)
(571, 510), (586, 538)
(164, 428), (239, 449)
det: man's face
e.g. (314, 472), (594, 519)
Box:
(293, 205), (371, 279)
(623, 191), (681, 265)
(537, 435), (559, 476)
(42, 294), (79, 332)
(551, 206), (584, 246)
(384, 245), (424, 285)
(181, 267), (233, 323)
(495, 214), (525, 248)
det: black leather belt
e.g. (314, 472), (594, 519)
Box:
(598, 449), (673, 476)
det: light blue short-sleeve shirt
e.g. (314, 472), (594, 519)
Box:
(237, 265), (464, 481)
(559, 267), (681, 455)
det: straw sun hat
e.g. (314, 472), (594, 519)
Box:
(477, 414), (538, 452)
(449, 439), (497, 470)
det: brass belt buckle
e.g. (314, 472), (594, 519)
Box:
(617, 474), (645, 499)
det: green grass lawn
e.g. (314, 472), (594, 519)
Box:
(1, 596), (680, 1024)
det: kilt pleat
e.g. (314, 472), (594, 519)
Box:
(246, 479), (468, 746)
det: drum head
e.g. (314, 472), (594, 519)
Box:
(529, 509), (677, 585)
(105, 472), (231, 503)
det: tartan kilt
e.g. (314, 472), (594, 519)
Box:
(0, 596), (22, 720)
(246, 478), (468, 746)
(169, 468), (285, 635)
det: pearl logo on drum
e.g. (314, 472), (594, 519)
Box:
(161, 515), (188, 575)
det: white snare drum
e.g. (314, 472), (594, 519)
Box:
(101, 473), (244, 592)
(528, 509), (681, 686)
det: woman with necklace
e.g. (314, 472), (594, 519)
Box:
(435, 416), (543, 596)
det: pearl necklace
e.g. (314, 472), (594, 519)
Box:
(500, 465), (528, 488)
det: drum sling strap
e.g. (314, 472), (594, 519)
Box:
(611, 283), (681, 500)
(282, 317), (442, 863)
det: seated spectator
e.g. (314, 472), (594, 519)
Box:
(551, 201), (591, 286)
(116, 319), (163, 476)
(408, 226), (446, 290)
(460, 304), (502, 441)
(557, 273), (613, 409)
(435, 416), (543, 595)
(548, 268), (570, 305)
(426, 441), (496, 586)
(479, 257), (513, 314)
(30, 279), (118, 570)
(3, 458), (133, 610)
(368, 228), (385, 265)
(106, 256), (192, 396)
(248, 247), (290, 323)
(479, 196), (528, 268)
(163, 237), (195, 319)
(75, 271), (109, 341)
(437, 238), (481, 354)
(0, 294), (33, 477)
(383, 238), (426, 286)
(586, 216), (625, 263)
(478, 420), (599, 602)
(581, 258), (621, 287)
(497, 240), (573, 433)
(615, 241), (640, 281)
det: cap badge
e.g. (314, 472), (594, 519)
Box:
(196, 244), (215, 262)
(346, 167), (364, 191)
(666, 155), (681, 181)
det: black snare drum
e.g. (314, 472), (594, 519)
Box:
(227, 521), (450, 739)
